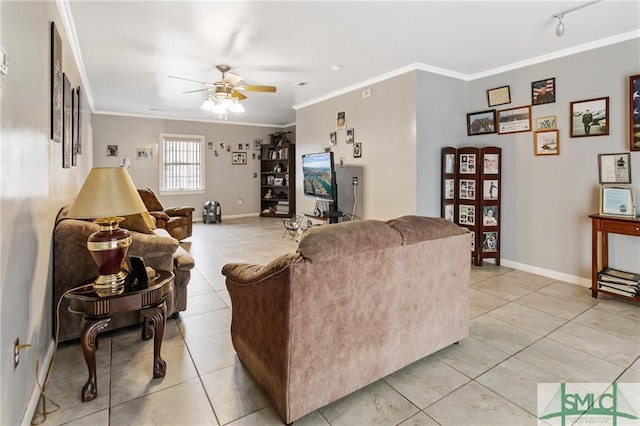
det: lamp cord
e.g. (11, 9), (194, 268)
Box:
(31, 283), (93, 425)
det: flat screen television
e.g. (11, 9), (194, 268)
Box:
(302, 151), (337, 204)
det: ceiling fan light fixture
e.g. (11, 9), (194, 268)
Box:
(229, 100), (245, 113)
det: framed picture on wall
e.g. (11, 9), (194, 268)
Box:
(630, 74), (640, 151)
(531, 78), (555, 105)
(535, 115), (556, 130)
(533, 130), (559, 156)
(497, 106), (531, 134)
(598, 153), (631, 184)
(62, 73), (72, 168)
(232, 152), (247, 165)
(466, 110), (496, 136)
(570, 97), (609, 138)
(487, 86), (510, 107)
(50, 22), (63, 143)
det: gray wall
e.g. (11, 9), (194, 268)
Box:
(295, 72), (418, 220)
(466, 38), (640, 282)
(0, 2), (93, 424)
(92, 114), (284, 219)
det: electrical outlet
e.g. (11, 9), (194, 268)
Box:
(352, 177), (359, 185)
(13, 337), (19, 369)
(238, 198), (243, 205)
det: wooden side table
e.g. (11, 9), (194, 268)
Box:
(65, 269), (174, 402)
(588, 214), (640, 301)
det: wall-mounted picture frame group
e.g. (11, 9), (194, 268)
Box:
(531, 78), (555, 105)
(467, 110), (496, 136)
(497, 106), (531, 134)
(533, 130), (559, 156)
(598, 153), (631, 184)
(600, 186), (635, 217)
(487, 86), (510, 107)
(630, 74), (640, 151)
(570, 97), (609, 137)
(232, 152), (247, 165)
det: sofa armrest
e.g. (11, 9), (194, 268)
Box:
(222, 253), (303, 285)
(174, 246), (195, 271)
(164, 206), (195, 217)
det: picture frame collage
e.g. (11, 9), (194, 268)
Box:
(329, 110), (361, 158)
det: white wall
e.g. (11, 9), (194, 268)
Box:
(0, 2), (92, 424)
(91, 114), (283, 219)
(466, 38), (640, 281)
(295, 72), (417, 220)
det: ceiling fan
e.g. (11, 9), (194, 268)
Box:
(169, 64), (276, 101)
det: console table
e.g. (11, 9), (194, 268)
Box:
(65, 269), (174, 402)
(588, 214), (640, 301)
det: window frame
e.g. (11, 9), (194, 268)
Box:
(159, 133), (206, 195)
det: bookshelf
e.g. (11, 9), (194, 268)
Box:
(441, 146), (501, 266)
(260, 143), (295, 218)
(588, 214), (640, 302)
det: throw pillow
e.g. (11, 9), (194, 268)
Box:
(120, 211), (156, 234)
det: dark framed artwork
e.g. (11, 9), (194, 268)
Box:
(531, 78), (556, 105)
(72, 87), (79, 166)
(570, 97), (609, 138)
(50, 22), (63, 143)
(487, 86), (510, 107)
(353, 142), (362, 158)
(598, 153), (631, 184)
(62, 74), (72, 168)
(497, 106), (531, 134)
(76, 86), (82, 154)
(232, 152), (247, 165)
(466, 110), (496, 136)
(630, 74), (640, 151)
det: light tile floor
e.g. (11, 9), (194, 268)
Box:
(35, 217), (640, 425)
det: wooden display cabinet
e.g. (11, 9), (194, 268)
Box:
(260, 143), (296, 218)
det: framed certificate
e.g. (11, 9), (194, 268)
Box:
(598, 153), (631, 184)
(599, 186), (635, 217)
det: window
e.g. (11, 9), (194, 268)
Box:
(159, 133), (205, 193)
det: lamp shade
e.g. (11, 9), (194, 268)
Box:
(68, 167), (147, 219)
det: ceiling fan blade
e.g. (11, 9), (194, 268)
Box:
(237, 85), (277, 93)
(182, 88), (207, 94)
(223, 72), (244, 86)
(232, 90), (247, 100)
(168, 75), (209, 85)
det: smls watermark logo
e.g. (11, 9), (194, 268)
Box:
(538, 383), (640, 426)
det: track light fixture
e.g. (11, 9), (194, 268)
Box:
(550, 0), (601, 37)
(554, 14), (565, 37)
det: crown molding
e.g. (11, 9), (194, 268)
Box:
(93, 110), (286, 128)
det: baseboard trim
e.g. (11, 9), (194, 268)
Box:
(499, 258), (591, 288)
(195, 213), (260, 222)
(20, 340), (56, 426)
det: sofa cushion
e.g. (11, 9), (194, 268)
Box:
(386, 215), (468, 245)
(297, 219), (402, 262)
(120, 211), (156, 234)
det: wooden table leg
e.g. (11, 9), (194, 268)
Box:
(80, 316), (110, 402)
(142, 301), (167, 378)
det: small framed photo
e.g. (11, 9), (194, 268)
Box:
(353, 142), (362, 158)
(459, 179), (476, 200)
(487, 86), (510, 107)
(237, 143), (243, 150)
(444, 179), (455, 199)
(531, 78), (555, 105)
(459, 153), (476, 174)
(266, 175), (275, 185)
(598, 153), (631, 184)
(219, 142), (225, 150)
(136, 147), (153, 160)
(570, 97), (609, 137)
(107, 145), (118, 157)
(459, 205), (475, 225)
(337, 110), (346, 130)
(483, 180), (499, 200)
(346, 128), (354, 143)
(330, 131), (337, 146)
(535, 115), (557, 130)
(467, 110), (496, 136)
(273, 177), (284, 186)
(497, 106), (531, 134)
(445, 153), (455, 174)
(483, 153), (499, 174)
(482, 232), (498, 252)
(232, 152), (247, 165)
(600, 186), (635, 217)
(254, 138), (263, 150)
(483, 206), (498, 226)
(245, 143), (250, 150)
(444, 204), (454, 222)
(207, 142), (213, 150)
(533, 130), (559, 156)
(629, 74), (640, 151)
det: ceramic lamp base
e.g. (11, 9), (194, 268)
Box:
(87, 217), (132, 297)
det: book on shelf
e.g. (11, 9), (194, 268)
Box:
(597, 281), (639, 297)
(597, 267), (640, 285)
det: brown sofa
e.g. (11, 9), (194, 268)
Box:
(137, 188), (195, 241)
(53, 207), (194, 342)
(222, 215), (470, 423)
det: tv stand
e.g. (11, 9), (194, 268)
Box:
(304, 211), (343, 224)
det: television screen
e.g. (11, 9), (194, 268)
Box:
(302, 152), (336, 202)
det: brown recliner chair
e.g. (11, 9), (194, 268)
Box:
(137, 188), (195, 241)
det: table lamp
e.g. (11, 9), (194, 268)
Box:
(67, 167), (147, 296)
